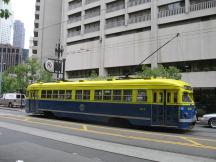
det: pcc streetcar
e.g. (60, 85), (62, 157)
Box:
(26, 78), (196, 130)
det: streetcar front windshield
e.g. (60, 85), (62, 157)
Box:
(182, 92), (193, 102)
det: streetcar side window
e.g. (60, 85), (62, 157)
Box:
(103, 90), (112, 101)
(123, 90), (132, 102)
(75, 90), (82, 100)
(174, 92), (178, 103)
(167, 92), (171, 103)
(47, 90), (52, 98)
(137, 90), (147, 102)
(159, 92), (163, 103)
(59, 90), (65, 99)
(66, 90), (72, 99)
(53, 90), (58, 99)
(113, 90), (122, 101)
(94, 90), (102, 101)
(153, 92), (157, 103)
(83, 90), (90, 100)
(41, 90), (46, 98)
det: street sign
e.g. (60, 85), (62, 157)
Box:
(44, 60), (54, 73)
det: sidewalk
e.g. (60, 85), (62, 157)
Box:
(0, 106), (24, 112)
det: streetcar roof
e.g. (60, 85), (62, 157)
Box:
(27, 78), (192, 90)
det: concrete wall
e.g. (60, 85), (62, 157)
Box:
(34, 0), (62, 63)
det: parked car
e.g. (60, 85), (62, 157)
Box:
(199, 113), (216, 128)
(0, 93), (26, 108)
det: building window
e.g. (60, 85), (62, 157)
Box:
(32, 50), (37, 54)
(68, 12), (81, 24)
(36, 0), (40, 2)
(35, 14), (39, 19)
(36, 5), (40, 11)
(106, 0), (125, 13)
(34, 31), (38, 37)
(33, 41), (38, 46)
(84, 7), (100, 19)
(84, 21), (100, 34)
(106, 15), (125, 29)
(34, 23), (39, 28)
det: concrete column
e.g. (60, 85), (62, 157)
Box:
(185, 0), (190, 13)
(125, 0), (129, 26)
(150, 0), (158, 69)
(81, 0), (85, 35)
(99, 0), (108, 76)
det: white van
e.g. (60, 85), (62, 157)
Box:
(0, 93), (26, 108)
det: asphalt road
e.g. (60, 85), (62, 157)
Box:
(0, 107), (215, 162)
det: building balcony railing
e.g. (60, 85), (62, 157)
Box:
(68, 3), (82, 11)
(190, 0), (216, 12)
(106, 5), (125, 13)
(158, 7), (185, 18)
(67, 17), (81, 24)
(128, 0), (151, 7)
(85, 12), (100, 19)
(106, 20), (125, 29)
(85, 0), (100, 5)
(67, 31), (81, 38)
(128, 14), (151, 24)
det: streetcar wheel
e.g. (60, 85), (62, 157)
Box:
(209, 118), (216, 128)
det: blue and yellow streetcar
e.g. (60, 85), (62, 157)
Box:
(26, 78), (196, 130)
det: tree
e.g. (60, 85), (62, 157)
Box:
(0, 0), (11, 19)
(2, 58), (54, 93)
(136, 65), (182, 80)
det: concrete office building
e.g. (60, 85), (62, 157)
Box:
(0, 1), (13, 44)
(32, 0), (216, 113)
(13, 20), (25, 49)
(31, 0), (62, 63)
(0, 44), (23, 72)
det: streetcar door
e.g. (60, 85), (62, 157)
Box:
(29, 90), (38, 113)
(151, 90), (165, 126)
(165, 90), (179, 126)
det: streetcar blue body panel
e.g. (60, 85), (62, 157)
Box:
(26, 99), (196, 129)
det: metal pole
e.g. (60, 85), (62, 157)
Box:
(62, 58), (66, 81)
(0, 52), (3, 95)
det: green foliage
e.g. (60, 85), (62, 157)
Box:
(0, 0), (11, 19)
(88, 70), (114, 80)
(2, 58), (54, 93)
(136, 65), (182, 80)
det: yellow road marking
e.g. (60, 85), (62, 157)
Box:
(180, 137), (203, 146)
(0, 115), (216, 150)
(82, 125), (88, 131)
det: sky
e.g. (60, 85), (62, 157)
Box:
(11, 0), (35, 49)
